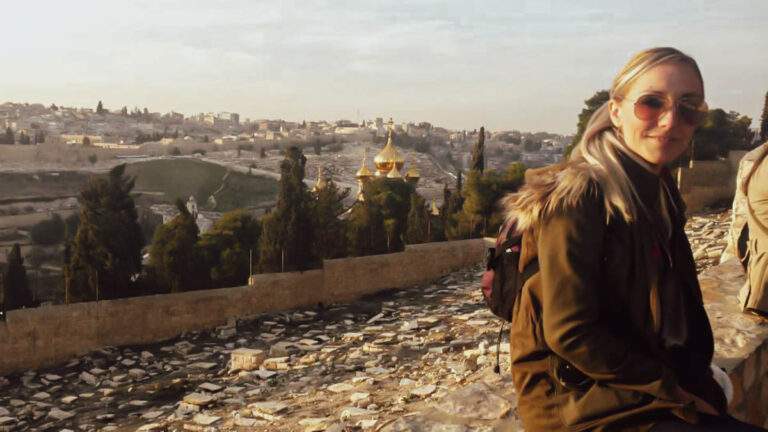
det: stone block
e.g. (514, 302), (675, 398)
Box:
(230, 349), (266, 372)
(182, 392), (214, 407)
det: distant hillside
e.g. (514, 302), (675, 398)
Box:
(0, 158), (278, 213)
(124, 158), (278, 212)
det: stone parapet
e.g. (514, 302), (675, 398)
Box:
(0, 239), (486, 376)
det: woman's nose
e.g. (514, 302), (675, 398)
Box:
(656, 104), (680, 129)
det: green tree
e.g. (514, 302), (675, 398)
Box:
(258, 146), (314, 272)
(260, 147), (267, 158)
(470, 126), (485, 173)
(405, 193), (428, 244)
(203, 135), (210, 143)
(313, 140), (322, 156)
(83, 136), (92, 146)
(346, 200), (387, 257)
(33, 130), (45, 144)
(18, 131), (31, 145)
(692, 109), (755, 160)
(121, 106), (128, 116)
(64, 213), (80, 240)
(565, 90), (610, 157)
(138, 209), (162, 244)
(760, 91), (768, 143)
(3, 127), (14, 144)
(169, 146), (181, 156)
(30, 213), (66, 245)
(66, 164), (144, 301)
(449, 163), (527, 239)
(441, 172), (465, 238)
(2, 243), (35, 310)
(363, 178), (414, 252)
(197, 210), (261, 288)
(96, 100), (105, 115)
(149, 199), (203, 292)
(88, 154), (97, 165)
(311, 181), (349, 260)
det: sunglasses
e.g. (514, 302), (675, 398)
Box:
(630, 94), (708, 126)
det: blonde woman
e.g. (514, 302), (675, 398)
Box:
(505, 47), (766, 431)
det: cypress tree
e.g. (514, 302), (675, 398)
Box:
(311, 181), (349, 260)
(149, 199), (203, 292)
(3, 243), (34, 310)
(346, 200), (387, 257)
(470, 127), (485, 173)
(405, 193), (428, 244)
(197, 210), (261, 288)
(4, 127), (14, 144)
(66, 164), (144, 301)
(258, 146), (314, 272)
(363, 178), (413, 253)
(451, 162), (527, 239)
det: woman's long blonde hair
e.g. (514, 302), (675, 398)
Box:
(570, 47), (704, 223)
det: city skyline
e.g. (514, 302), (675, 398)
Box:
(1, 0), (766, 134)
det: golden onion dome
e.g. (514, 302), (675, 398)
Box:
(430, 198), (440, 216)
(356, 164), (373, 178)
(312, 165), (328, 192)
(405, 166), (420, 178)
(355, 151), (373, 178)
(374, 130), (405, 175)
(386, 159), (404, 179)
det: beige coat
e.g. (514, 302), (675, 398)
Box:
(742, 143), (768, 313)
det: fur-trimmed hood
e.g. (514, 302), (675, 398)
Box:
(500, 161), (612, 232)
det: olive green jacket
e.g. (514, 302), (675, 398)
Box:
(504, 152), (726, 431)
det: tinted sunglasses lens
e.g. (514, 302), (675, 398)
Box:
(634, 96), (665, 121)
(679, 105), (706, 126)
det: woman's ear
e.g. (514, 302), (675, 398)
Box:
(609, 99), (622, 129)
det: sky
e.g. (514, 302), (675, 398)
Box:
(1, 0), (766, 134)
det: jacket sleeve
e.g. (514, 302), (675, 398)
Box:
(537, 192), (679, 401)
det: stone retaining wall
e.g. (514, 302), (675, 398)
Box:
(0, 239), (487, 376)
(700, 258), (768, 427)
(677, 154), (744, 213)
(324, 239), (485, 302)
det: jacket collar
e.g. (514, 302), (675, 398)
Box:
(615, 145), (662, 213)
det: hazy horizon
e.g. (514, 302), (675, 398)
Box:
(2, 0), (766, 134)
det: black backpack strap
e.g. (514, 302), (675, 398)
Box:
(521, 258), (539, 284)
